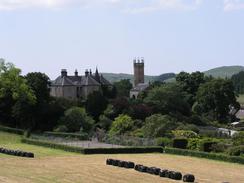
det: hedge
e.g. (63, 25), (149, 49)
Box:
(21, 138), (163, 154)
(83, 146), (164, 154)
(0, 125), (24, 135)
(165, 147), (244, 164)
(43, 131), (88, 140)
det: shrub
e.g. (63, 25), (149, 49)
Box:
(54, 125), (68, 132)
(173, 138), (188, 149)
(232, 132), (244, 146)
(187, 138), (200, 150)
(156, 137), (172, 147)
(165, 147), (244, 164)
(0, 125), (24, 135)
(172, 130), (198, 138)
(199, 139), (218, 152)
(228, 145), (244, 156)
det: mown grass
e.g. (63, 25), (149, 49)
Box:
(0, 132), (76, 157)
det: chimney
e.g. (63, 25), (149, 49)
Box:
(61, 69), (67, 77)
(89, 69), (92, 75)
(85, 69), (89, 77)
(75, 69), (78, 76)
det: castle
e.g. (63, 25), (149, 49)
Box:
(50, 68), (111, 100)
(130, 58), (149, 99)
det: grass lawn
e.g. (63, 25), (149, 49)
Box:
(1, 132), (244, 183)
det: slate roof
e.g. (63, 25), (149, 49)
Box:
(51, 72), (111, 87)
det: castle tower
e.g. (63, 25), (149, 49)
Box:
(133, 57), (144, 86)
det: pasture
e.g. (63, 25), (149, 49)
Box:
(0, 132), (244, 183)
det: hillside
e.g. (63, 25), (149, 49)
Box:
(102, 66), (244, 83)
(204, 66), (244, 78)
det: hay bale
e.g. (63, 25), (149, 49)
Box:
(25, 152), (34, 158)
(126, 161), (135, 169)
(153, 168), (161, 175)
(183, 174), (195, 182)
(172, 172), (182, 180)
(118, 161), (126, 167)
(112, 160), (120, 166)
(139, 166), (148, 173)
(106, 159), (113, 165)
(146, 167), (154, 174)
(159, 169), (169, 177)
(135, 164), (142, 171)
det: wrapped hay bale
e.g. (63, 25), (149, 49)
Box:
(183, 174), (195, 182)
(159, 169), (169, 177)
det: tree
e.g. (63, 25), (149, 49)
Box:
(58, 107), (94, 132)
(176, 71), (206, 105)
(231, 71), (244, 94)
(0, 59), (36, 128)
(97, 115), (113, 131)
(86, 91), (108, 120)
(130, 103), (152, 120)
(144, 83), (191, 116)
(25, 72), (51, 130)
(195, 79), (240, 121)
(114, 79), (132, 97)
(109, 114), (134, 136)
(143, 114), (178, 138)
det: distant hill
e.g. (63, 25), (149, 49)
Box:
(102, 73), (175, 83)
(204, 66), (244, 78)
(102, 65), (244, 84)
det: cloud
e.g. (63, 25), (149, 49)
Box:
(124, 0), (202, 14)
(0, 0), (202, 12)
(224, 0), (244, 12)
(0, 0), (120, 10)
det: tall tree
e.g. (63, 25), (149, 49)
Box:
(231, 71), (244, 94)
(0, 59), (36, 128)
(195, 79), (239, 121)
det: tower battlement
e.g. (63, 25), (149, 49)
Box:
(133, 57), (145, 86)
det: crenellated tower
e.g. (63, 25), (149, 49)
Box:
(133, 57), (145, 86)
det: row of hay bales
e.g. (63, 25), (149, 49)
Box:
(0, 147), (34, 158)
(106, 159), (195, 182)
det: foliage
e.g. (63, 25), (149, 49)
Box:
(232, 132), (244, 146)
(195, 78), (239, 121)
(187, 138), (200, 150)
(58, 107), (94, 132)
(86, 91), (108, 120)
(156, 137), (172, 147)
(176, 71), (206, 105)
(231, 71), (244, 94)
(172, 138), (188, 149)
(97, 115), (113, 131)
(113, 79), (132, 97)
(199, 138), (219, 152)
(144, 83), (191, 116)
(228, 145), (244, 156)
(0, 60), (36, 128)
(143, 114), (177, 138)
(129, 103), (152, 120)
(112, 97), (130, 116)
(172, 130), (198, 138)
(53, 125), (68, 132)
(165, 147), (244, 164)
(109, 114), (134, 136)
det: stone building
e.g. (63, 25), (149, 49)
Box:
(130, 58), (149, 99)
(50, 68), (111, 100)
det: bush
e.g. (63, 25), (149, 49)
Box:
(54, 125), (68, 132)
(156, 137), (172, 147)
(0, 125), (24, 135)
(228, 145), (244, 156)
(187, 138), (200, 150)
(165, 147), (244, 164)
(173, 138), (188, 149)
(44, 131), (88, 140)
(172, 130), (198, 138)
(199, 139), (218, 152)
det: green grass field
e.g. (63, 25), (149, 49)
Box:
(0, 132), (75, 157)
(1, 131), (244, 183)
